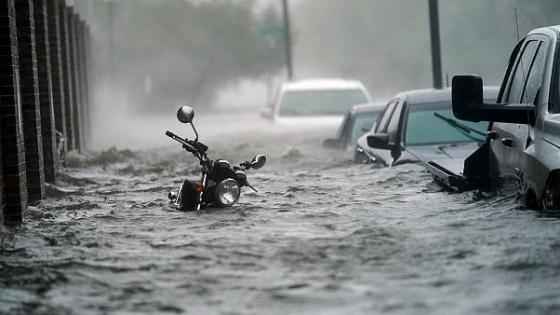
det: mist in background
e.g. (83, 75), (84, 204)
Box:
(69, 0), (560, 149)
(73, 0), (283, 110)
(293, 0), (560, 100)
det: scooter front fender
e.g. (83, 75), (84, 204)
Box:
(175, 179), (198, 211)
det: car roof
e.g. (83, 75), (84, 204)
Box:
(395, 86), (500, 105)
(530, 25), (560, 37)
(350, 102), (387, 114)
(281, 79), (366, 91)
(395, 88), (451, 104)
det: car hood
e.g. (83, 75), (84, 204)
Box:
(406, 142), (480, 162)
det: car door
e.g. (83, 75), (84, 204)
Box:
(489, 37), (548, 188)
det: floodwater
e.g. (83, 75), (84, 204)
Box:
(1, 111), (560, 315)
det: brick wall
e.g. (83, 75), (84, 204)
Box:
(0, 0), (92, 224)
(0, 0), (27, 224)
(34, 0), (56, 183)
(15, 0), (46, 203)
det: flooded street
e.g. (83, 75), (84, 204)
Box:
(2, 111), (560, 314)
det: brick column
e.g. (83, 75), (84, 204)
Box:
(33, 0), (56, 184)
(0, 0), (27, 223)
(47, 0), (66, 156)
(78, 20), (89, 148)
(0, 131), (3, 217)
(15, 0), (45, 203)
(0, 120), (3, 217)
(58, 1), (75, 151)
(82, 24), (92, 148)
(68, 8), (81, 151)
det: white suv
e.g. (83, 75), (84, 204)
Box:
(264, 79), (372, 128)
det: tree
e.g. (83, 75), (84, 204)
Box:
(91, 0), (284, 112)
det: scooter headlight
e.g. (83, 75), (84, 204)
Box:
(215, 178), (240, 207)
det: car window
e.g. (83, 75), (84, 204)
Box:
(505, 40), (539, 104)
(375, 100), (397, 133)
(350, 112), (379, 144)
(405, 102), (488, 145)
(278, 89), (369, 116)
(387, 100), (403, 144)
(522, 41), (547, 105)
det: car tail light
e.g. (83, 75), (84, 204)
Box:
(544, 171), (560, 209)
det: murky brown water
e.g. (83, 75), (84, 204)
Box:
(1, 112), (560, 314)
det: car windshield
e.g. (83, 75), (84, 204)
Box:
(350, 112), (379, 144)
(405, 102), (488, 145)
(279, 89), (369, 116)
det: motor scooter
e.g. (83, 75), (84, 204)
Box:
(166, 106), (266, 211)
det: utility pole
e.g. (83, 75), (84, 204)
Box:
(428, 0), (443, 89)
(281, 0), (294, 81)
(107, 1), (115, 83)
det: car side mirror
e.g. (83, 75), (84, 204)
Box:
(177, 105), (195, 123)
(367, 133), (392, 150)
(322, 138), (341, 149)
(452, 75), (536, 125)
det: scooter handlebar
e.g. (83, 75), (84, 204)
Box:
(165, 130), (198, 153)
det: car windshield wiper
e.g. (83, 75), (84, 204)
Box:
(433, 112), (486, 142)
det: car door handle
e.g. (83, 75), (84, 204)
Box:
(501, 138), (513, 147)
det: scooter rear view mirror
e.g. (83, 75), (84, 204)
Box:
(177, 106), (195, 124)
(176, 105), (200, 141)
(250, 155), (267, 170)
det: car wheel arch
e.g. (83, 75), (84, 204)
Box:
(525, 188), (542, 210)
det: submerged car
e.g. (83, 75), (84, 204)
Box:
(427, 25), (560, 210)
(356, 87), (499, 166)
(323, 102), (386, 153)
(263, 79), (371, 129)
